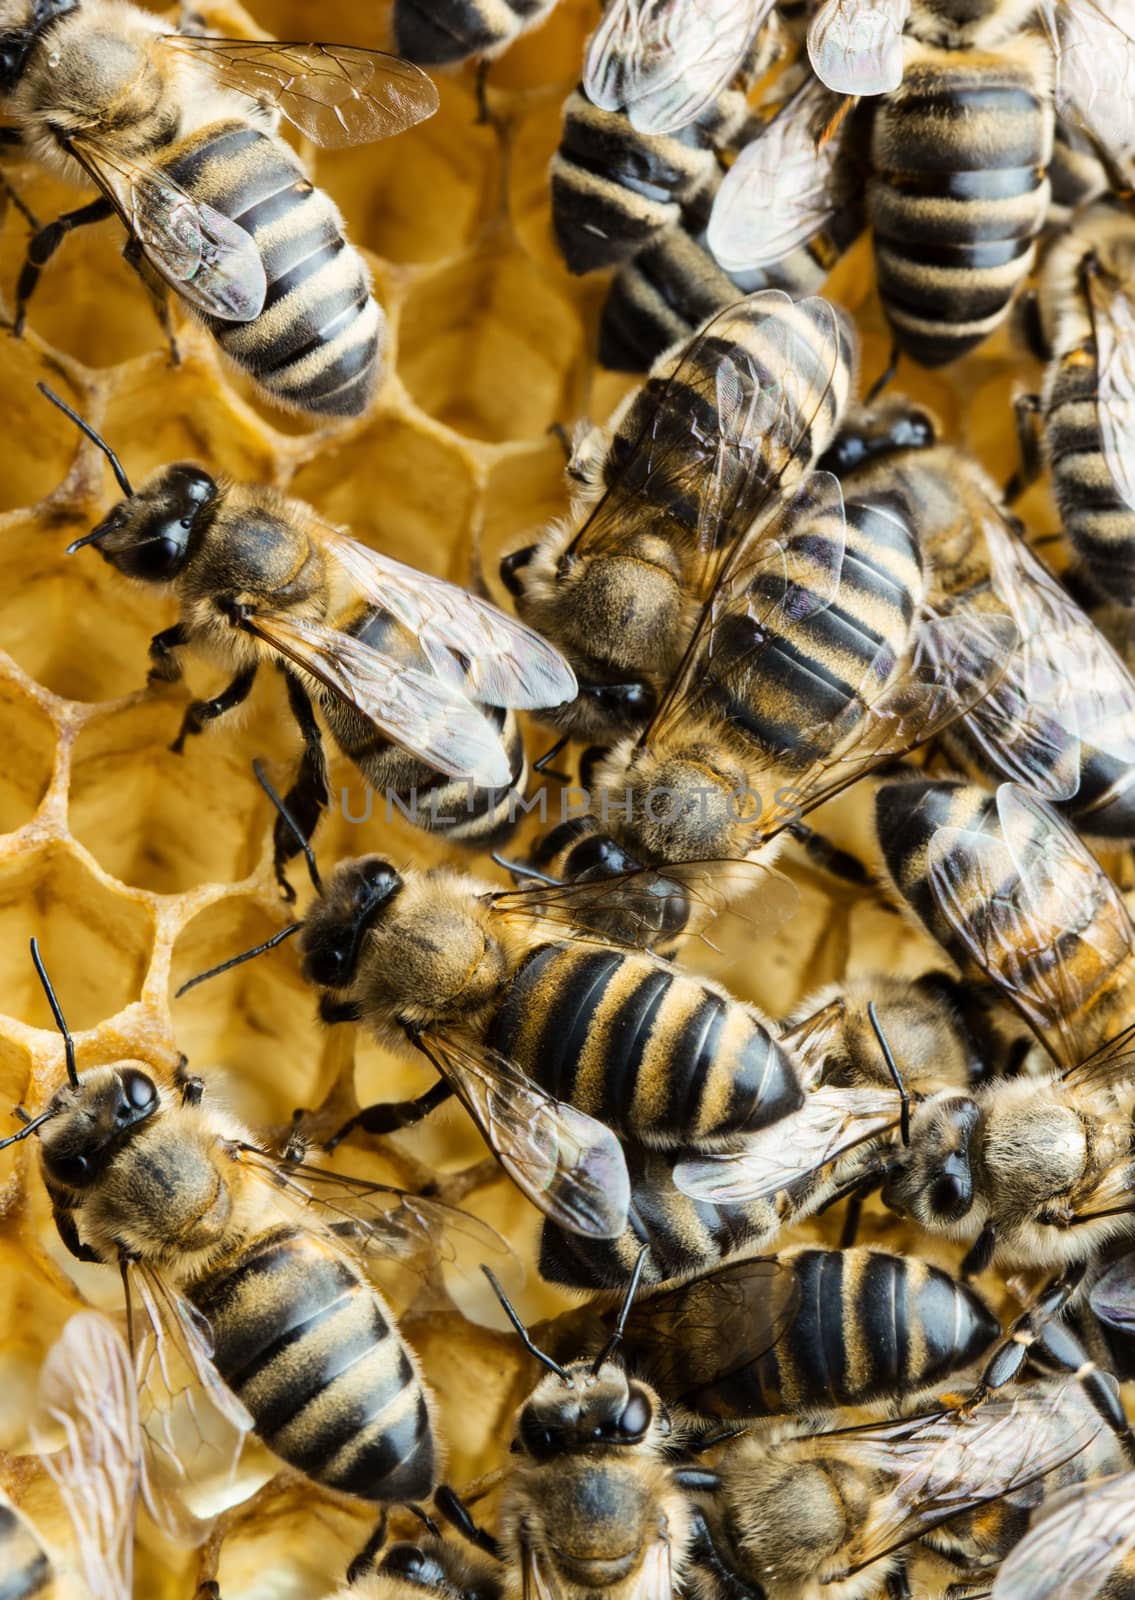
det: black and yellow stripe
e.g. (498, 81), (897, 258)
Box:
(1045, 345), (1135, 606)
(870, 42), (1053, 367)
(394, 0), (554, 64)
(188, 1226), (433, 1503)
(486, 943), (802, 1148)
(0, 1503), (51, 1600)
(162, 120), (381, 417)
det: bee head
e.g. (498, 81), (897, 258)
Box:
(300, 856), (403, 991)
(0, 0), (77, 95)
(883, 1093), (982, 1227)
(37, 1062), (161, 1192)
(819, 400), (938, 477)
(377, 1538), (500, 1599)
(70, 464), (217, 581)
(517, 1361), (664, 1462)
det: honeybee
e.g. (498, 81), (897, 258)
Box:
(491, 1253), (698, 1599)
(331, 1532), (503, 1600)
(682, 1375), (1124, 1600)
(4, 943), (516, 1513)
(0, 3), (440, 417)
(392, 0), (558, 68)
(820, 397), (1135, 843)
(875, 778), (1135, 1273)
(502, 289), (856, 744)
(41, 385), (575, 887)
(992, 1467), (1135, 1600)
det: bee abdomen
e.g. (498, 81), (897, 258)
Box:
(163, 121), (381, 418)
(0, 1503), (51, 1600)
(393, 0), (544, 64)
(870, 57), (1052, 367)
(487, 943), (802, 1147)
(188, 1226), (433, 1504)
(1046, 349), (1135, 606)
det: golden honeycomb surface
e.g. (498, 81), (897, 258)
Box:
(0, 2), (1093, 1596)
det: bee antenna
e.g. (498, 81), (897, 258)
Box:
(0, 1105), (61, 1151)
(30, 938), (78, 1087)
(592, 1243), (649, 1374)
(481, 1266), (569, 1382)
(37, 382), (133, 498)
(174, 922), (302, 998)
(868, 1000), (910, 1147)
(252, 759), (322, 894)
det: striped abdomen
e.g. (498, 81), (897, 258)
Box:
(486, 942), (802, 1148)
(1045, 345), (1135, 607)
(321, 604), (526, 846)
(187, 1225), (433, 1503)
(701, 492), (922, 767)
(539, 1146), (778, 1291)
(162, 120), (381, 417)
(0, 1503), (51, 1600)
(869, 44), (1053, 367)
(622, 1248), (998, 1416)
(394, 0), (555, 64)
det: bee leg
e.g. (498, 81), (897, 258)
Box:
(345, 1511), (388, 1584)
(174, 1055), (205, 1107)
(674, 1467), (722, 1492)
(474, 58), (491, 126)
(435, 1483), (502, 1558)
(52, 1207), (103, 1266)
(885, 1569), (913, 1600)
(170, 664), (258, 755)
(0, 169), (40, 234)
(1005, 392), (1043, 504)
(148, 622), (189, 685)
(686, 1508), (757, 1597)
(13, 196), (115, 337)
(272, 672), (329, 895)
(960, 1220), (997, 1280)
(786, 821), (879, 890)
(865, 342), (900, 405)
(326, 1079), (455, 1151)
(120, 236), (181, 366)
(194, 1586), (221, 1600)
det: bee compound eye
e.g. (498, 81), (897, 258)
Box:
(617, 1390), (652, 1439)
(48, 1152), (89, 1187)
(119, 1068), (157, 1111)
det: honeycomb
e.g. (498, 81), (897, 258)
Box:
(0, 1), (1095, 1597)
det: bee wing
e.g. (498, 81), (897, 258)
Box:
(239, 609), (513, 786)
(31, 1312), (141, 1600)
(632, 1532), (675, 1599)
(522, 1544), (561, 1600)
(583, 0), (772, 133)
(1086, 259), (1135, 513)
(416, 1030), (631, 1240)
(926, 781), (1135, 1069)
(973, 507), (1135, 802)
(707, 79), (849, 273)
(68, 133), (266, 322)
(672, 1083), (900, 1203)
(1088, 1249), (1135, 1336)
(993, 1471), (1135, 1600)
(1046, 0), (1135, 164)
(569, 290), (851, 583)
(160, 37), (439, 147)
(807, 0), (910, 95)
(834, 1385), (1105, 1575)
(323, 532), (576, 709)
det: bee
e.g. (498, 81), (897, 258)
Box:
(0, 3), (440, 418)
(875, 778), (1135, 1274)
(1013, 199), (1135, 609)
(490, 1251), (699, 1599)
(330, 1531), (504, 1600)
(681, 1374), (1125, 1600)
(819, 397), (1135, 843)
(4, 942), (515, 1513)
(992, 1466), (1135, 1600)
(40, 385), (575, 888)
(501, 289), (856, 745)
(3, 1312), (140, 1600)
(392, 0), (558, 69)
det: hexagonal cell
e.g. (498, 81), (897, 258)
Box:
(0, 845), (154, 1033)
(398, 247), (588, 442)
(0, 681), (55, 836)
(507, 98), (573, 273)
(315, 77), (500, 265)
(288, 409), (479, 576)
(70, 699), (266, 895)
(0, 348), (94, 513)
(477, 436), (572, 606)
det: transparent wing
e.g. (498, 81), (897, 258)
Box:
(632, 1533), (674, 1599)
(569, 290), (851, 587)
(584, 0), (772, 133)
(1087, 260), (1135, 512)
(926, 782), (1135, 1069)
(672, 1083), (900, 1203)
(993, 1471), (1135, 1600)
(1047, 0), (1135, 163)
(69, 133), (266, 321)
(523, 1544), (560, 1600)
(161, 37), (439, 146)
(417, 1031), (631, 1240)
(1088, 1248), (1135, 1333)
(834, 1384), (1104, 1575)
(32, 1312), (141, 1600)
(708, 78), (847, 273)
(240, 609), (513, 785)
(807, 0), (910, 95)
(325, 532), (576, 709)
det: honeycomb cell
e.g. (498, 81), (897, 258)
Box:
(0, 1243), (80, 1449)
(508, 97), (577, 273)
(0, 351), (94, 514)
(398, 246), (588, 442)
(69, 700), (265, 895)
(288, 409), (480, 575)
(477, 436), (572, 603)
(0, 680), (55, 835)
(0, 845), (154, 1035)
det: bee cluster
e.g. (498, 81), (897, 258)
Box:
(2, 0), (1135, 1596)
